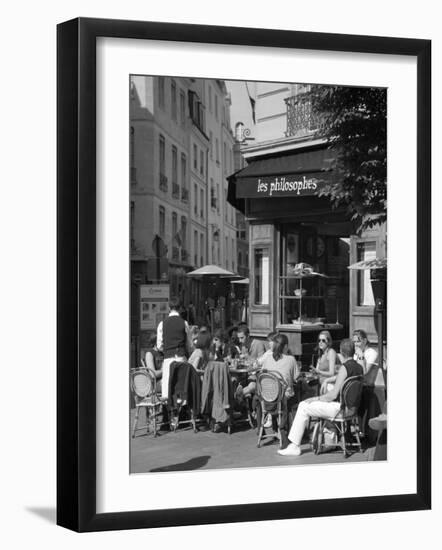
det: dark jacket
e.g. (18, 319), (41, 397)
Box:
(168, 361), (201, 410)
(201, 361), (233, 423)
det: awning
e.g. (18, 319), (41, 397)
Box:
(228, 145), (337, 212)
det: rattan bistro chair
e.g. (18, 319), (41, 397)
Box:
(256, 371), (288, 449)
(130, 367), (163, 438)
(311, 375), (364, 458)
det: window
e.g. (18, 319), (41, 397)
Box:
(357, 241), (376, 306)
(130, 126), (136, 184)
(254, 248), (270, 305)
(216, 183), (220, 213)
(238, 251), (242, 267)
(200, 188), (204, 219)
(208, 85), (212, 113)
(231, 238), (235, 270)
(172, 211), (178, 239)
(180, 89), (186, 124)
(223, 142), (226, 171)
(172, 145), (180, 196)
(181, 216), (187, 247)
(209, 131), (213, 159)
(200, 150), (204, 176)
(159, 135), (166, 190)
(194, 184), (198, 216)
(194, 230), (198, 266)
(225, 237), (229, 268)
(215, 138), (219, 163)
(158, 77), (165, 108)
(215, 94), (218, 121)
(200, 233), (204, 266)
(224, 190), (228, 221)
(193, 144), (198, 170)
(130, 201), (135, 247)
(159, 205), (165, 237)
(181, 153), (187, 187)
(210, 179), (216, 209)
(171, 80), (177, 121)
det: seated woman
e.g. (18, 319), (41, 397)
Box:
(234, 331), (277, 401)
(210, 329), (239, 362)
(143, 334), (163, 388)
(278, 338), (363, 456)
(310, 331), (339, 393)
(188, 332), (212, 374)
(260, 333), (300, 445)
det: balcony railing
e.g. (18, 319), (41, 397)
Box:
(181, 187), (189, 202)
(172, 182), (180, 198)
(285, 95), (323, 138)
(159, 173), (168, 191)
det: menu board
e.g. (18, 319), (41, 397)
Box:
(139, 284), (170, 330)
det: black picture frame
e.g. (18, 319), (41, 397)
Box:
(57, 17), (431, 532)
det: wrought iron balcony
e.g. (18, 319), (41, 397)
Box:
(285, 95), (323, 137)
(159, 173), (168, 191)
(172, 182), (180, 198)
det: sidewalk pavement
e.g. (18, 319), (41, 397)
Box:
(130, 410), (375, 474)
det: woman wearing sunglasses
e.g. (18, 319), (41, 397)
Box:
(310, 331), (338, 389)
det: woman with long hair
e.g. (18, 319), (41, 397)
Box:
(311, 330), (338, 381)
(260, 333), (300, 447)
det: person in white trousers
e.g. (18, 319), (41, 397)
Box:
(278, 338), (363, 456)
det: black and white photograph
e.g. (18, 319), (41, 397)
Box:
(129, 75), (388, 473)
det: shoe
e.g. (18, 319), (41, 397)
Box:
(263, 413), (272, 428)
(277, 443), (301, 456)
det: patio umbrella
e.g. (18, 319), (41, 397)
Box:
(231, 278), (249, 285)
(186, 265), (237, 278)
(347, 257), (387, 270)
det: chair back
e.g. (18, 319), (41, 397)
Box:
(339, 375), (363, 416)
(256, 372), (287, 404)
(131, 368), (156, 399)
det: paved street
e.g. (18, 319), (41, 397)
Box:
(130, 409), (374, 474)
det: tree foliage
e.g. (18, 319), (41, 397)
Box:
(306, 85), (387, 233)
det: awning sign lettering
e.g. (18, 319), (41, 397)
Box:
(235, 172), (331, 199)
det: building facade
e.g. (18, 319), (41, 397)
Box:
(228, 83), (387, 364)
(130, 76), (240, 352)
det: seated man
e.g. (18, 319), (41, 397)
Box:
(237, 324), (266, 360)
(278, 338), (363, 456)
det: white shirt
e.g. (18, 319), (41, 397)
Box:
(354, 346), (379, 383)
(156, 310), (191, 353)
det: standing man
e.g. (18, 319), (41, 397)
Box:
(157, 297), (192, 400)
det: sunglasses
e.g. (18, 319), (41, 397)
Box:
(318, 338), (328, 343)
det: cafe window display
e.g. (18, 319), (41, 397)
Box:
(278, 227), (349, 332)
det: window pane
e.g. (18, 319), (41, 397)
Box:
(357, 241), (376, 306)
(254, 248), (269, 305)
